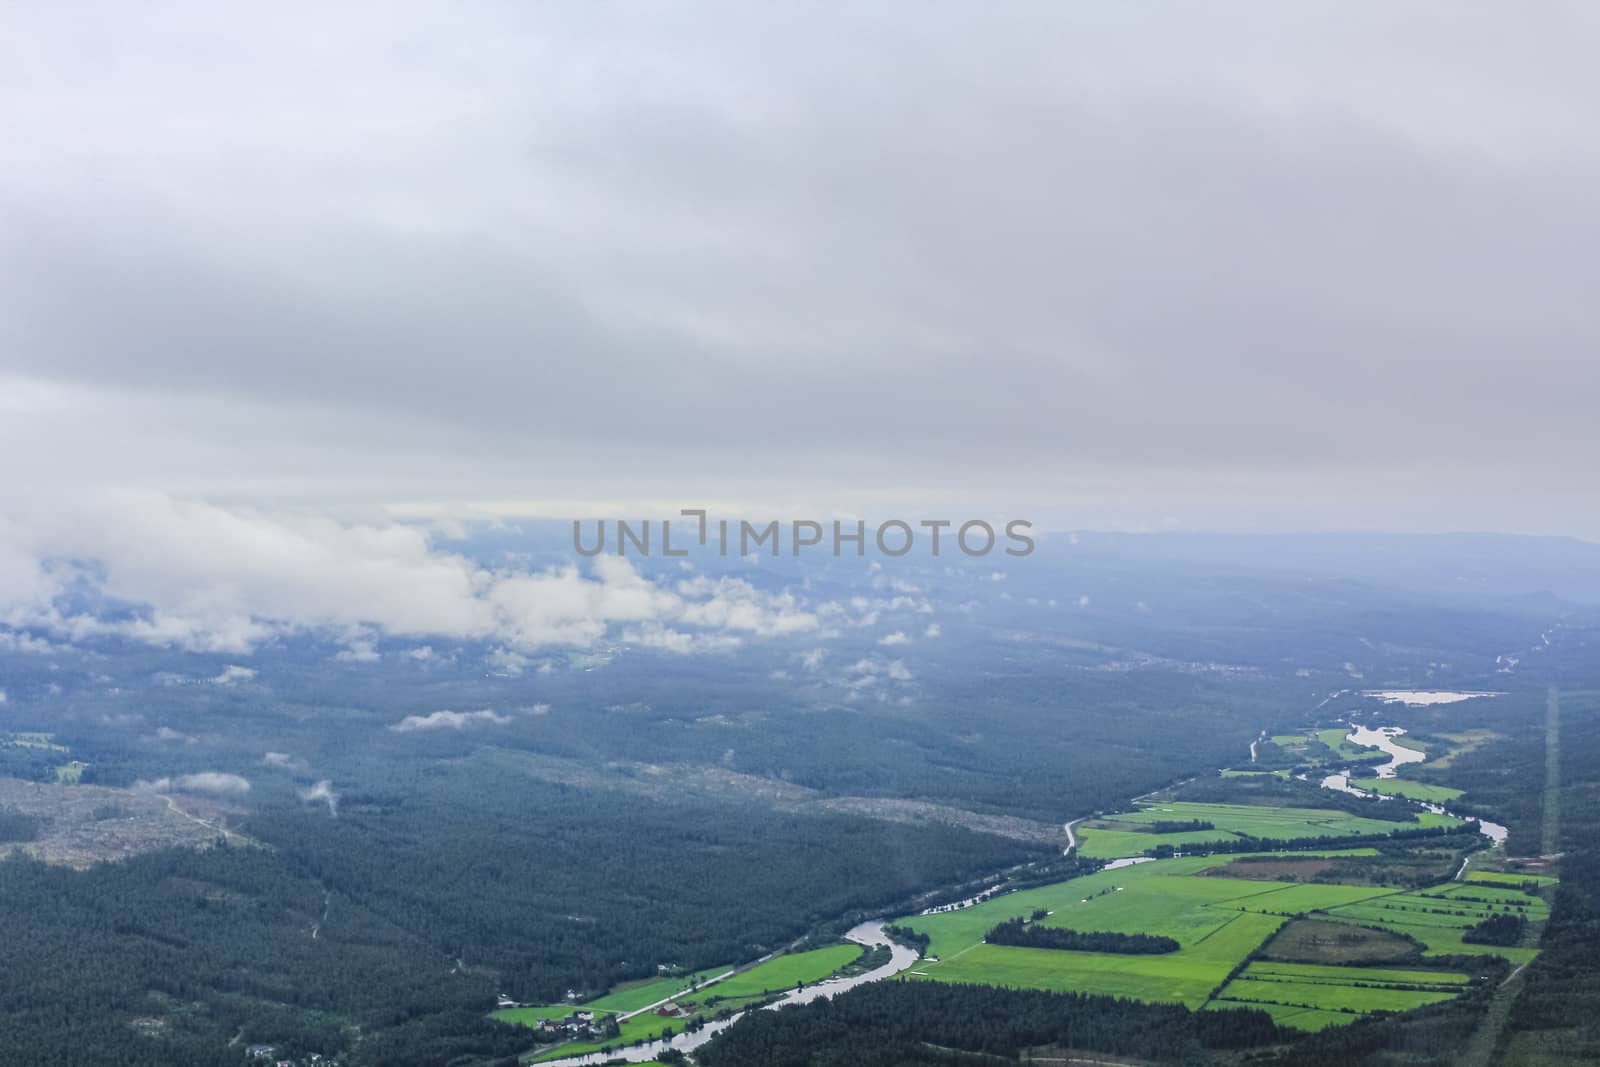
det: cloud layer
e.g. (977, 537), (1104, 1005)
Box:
(2, 4), (1599, 533)
(0, 493), (820, 653)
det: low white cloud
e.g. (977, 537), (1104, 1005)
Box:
(136, 771), (251, 795)
(261, 750), (310, 772)
(0, 689), (7, 704)
(837, 655), (912, 687)
(389, 708), (511, 733)
(335, 638), (380, 663)
(487, 647), (529, 675)
(878, 631), (910, 646)
(403, 645), (435, 661)
(300, 779), (339, 816)
(673, 574), (818, 637)
(0, 630), (54, 653)
(211, 665), (256, 685)
(0, 494), (822, 658)
(622, 622), (742, 654)
(152, 725), (196, 744)
(924, 622), (941, 638)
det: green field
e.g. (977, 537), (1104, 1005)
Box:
(699, 944), (863, 1010)
(1204, 1000), (1357, 1031)
(1267, 734), (1317, 760)
(1075, 801), (1458, 859)
(525, 1010), (688, 1062)
(1216, 973), (1457, 1014)
(1350, 777), (1464, 803)
(1208, 959), (1472, 1029)
(1316, 728), (1388, 763)
(510, 947), (858, 1061)
(494, 1004), (601, 1028)
(1465, 870), (1557, 888)
(899, 855), (1301, 1007)
(1428, 883), (1547, 907)
(1246, 960), (1471, 986)
(1222, 768), (1290, 779)
(582, 964), (733, 1013)
(1228, 882), (1397, 915)
(495, 963), (734, 1030)
(1321, 887), (1545, 964)
(893, 843), (1515, 1026)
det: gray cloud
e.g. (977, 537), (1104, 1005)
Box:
(1, 5), (1599, 532)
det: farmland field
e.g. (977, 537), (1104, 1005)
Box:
(1350, 777), (1464, 803)
(1203, 1001), (1355, 1031)
(583, 964), (733, 1013)
(892, 827), (1533, 1030)
(1261, 918), (1423, 964)
(492, 1004), (596, 1029)
(1074, 801), (1457, 859)
(1420, 730), (1501, 769)
(1321, 887), (1546, 964)
(698, 944), (863, 1010)
(897, 856), (1303, 1007)
(1227, 881), (1397, 915)
(494, 963), (734, 1029)
(1465, 870), (1558, 888)
(525, 1010), (690, 1062)
(1211, 958), (1468, 1025)
(1245, 960), (1471, 986)
(509, 947), (859, 1061)
(1315, 728), (1388, 763)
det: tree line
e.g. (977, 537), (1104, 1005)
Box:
(986, 916), (1179, 954)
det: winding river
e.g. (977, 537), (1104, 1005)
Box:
(527, 720), (1503, 1064)
(529, 921), (922, 1066)
(1318, 724), (1507, 845)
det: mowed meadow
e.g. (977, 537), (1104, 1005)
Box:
(894, 846), (1526, 1030)
(1207, 961), (1472, 1031)
(1074, 800), (1461, 860)
(898, 852), (1376, 1009)
(1316, 881), (1548, 964)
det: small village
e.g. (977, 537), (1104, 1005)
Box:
(245, 1044), (340, 1067)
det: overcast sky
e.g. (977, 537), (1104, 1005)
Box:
(3, 3), (1598, 536)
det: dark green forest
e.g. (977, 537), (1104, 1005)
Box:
(693, 980), (1285, 1066)
(0, 765), (1041, 1067)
